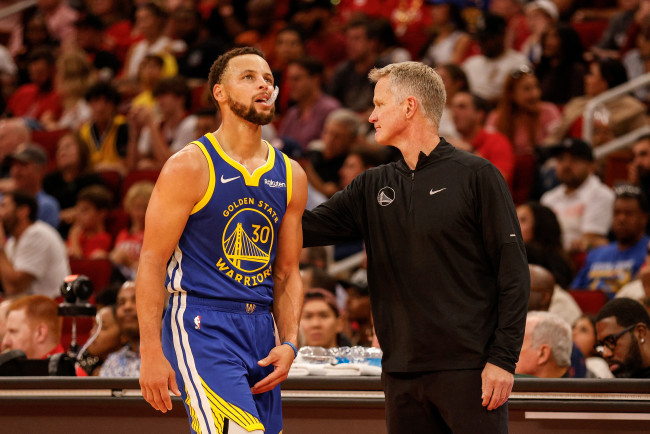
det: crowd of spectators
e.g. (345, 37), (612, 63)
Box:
(0, 0), (650, 381)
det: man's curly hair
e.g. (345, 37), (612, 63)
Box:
(207, 47), (266, 107)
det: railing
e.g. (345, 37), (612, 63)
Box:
(0, 0), (36, 20)
(583, 72), (650, 158)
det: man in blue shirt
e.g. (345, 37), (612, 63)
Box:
(572, 185), (650, 297)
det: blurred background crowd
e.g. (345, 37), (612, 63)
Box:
(0, 0), (650, 380)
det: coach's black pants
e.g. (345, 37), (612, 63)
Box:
(382, 369), (508, 434)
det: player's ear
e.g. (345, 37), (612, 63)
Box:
(213, 84), (225, 103)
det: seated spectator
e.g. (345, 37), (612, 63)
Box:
(540, 139), (615, 253)
(127, 76), (197, 171)
(0, 191), (69, 298)
(129, 54), (165, 110)
(572, 185), (650, 297)
(74, 14), (121, 81)
(462, 12), (530, 103)
(306, 109), (361, 198)
(41, 49), (94, 131)
(436, 63), (469, 141)
(100, 280), (140, 377)
(33, 0), (78, 48)
(6, 47), (61, 126)
(338, 148), (379, 189)
(421, 0), (472, 67)
(278, 57), (341, 151)
(526, 259), (582, 332)
(490, 0), (530, 51)
(1, 295), (63, 358)
(8, 143), (60, 228)
(450, 91), (515, 187)
(290, 0), (347, 78)
(616, 238), (650, 302)
(327, 17), (385, 113)
(486, 65), (561, 204)
(370, 17), (412, 66)
(79, 81), (129, 173)
(629, 134), (650, 210)
(67, 185), (113, 260)
(535, 23), (587, 106)
(43, 132), (105, 235)
(194, 107), (221, 138)
(172, 7), (227, 80)
(592, 0), (640, 59)
(572, 314), (614, 378)
(515, 311), (573, 378)
(122, 2), (179, 80)
(300, 288), (348, 348)
(518, 201), (574, 289)
(77, 305), (123, 376)
(0, 119), (30, 170)
(521, 0), (558, 64)
(528, 264), (556, 312)
(545, 58), (647, 146)
(623, 23), (650, 103)
(595, 297), (650, 378)
(234, 0), (285, 70)
(110, 181), (154, 280)
(342, 271), (373, 347)
(85, 0), (133, 63)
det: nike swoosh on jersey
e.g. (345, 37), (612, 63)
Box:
(429, 188), (447, 195)
(221, 175), (241, 184)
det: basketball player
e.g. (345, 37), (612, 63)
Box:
(137, 47), (307, 434)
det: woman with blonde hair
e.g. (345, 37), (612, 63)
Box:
(42, 50), (95, 131)
(109, 181), (155, 279)
(486, 65), (561, 204)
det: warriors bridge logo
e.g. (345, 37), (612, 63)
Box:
(222, 208), (274, 273)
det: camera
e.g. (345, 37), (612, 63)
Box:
(58, 274), (97, 317)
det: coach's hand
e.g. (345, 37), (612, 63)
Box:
(251, 344), (295, 394)
(140, 350), (181, 412)
(481, 362), (514, 411)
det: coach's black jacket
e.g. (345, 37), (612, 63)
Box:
(302, 138), (529, 374)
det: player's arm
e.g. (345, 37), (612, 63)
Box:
(137, 144), (208, 412)
(252, 159), (307, 394)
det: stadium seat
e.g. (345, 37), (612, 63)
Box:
(69, 258), (114, 294)
(106, 208), (131, 241)
(98, 170), (123, 205)
(121, 169), (160, 201)
(569, 289), (609, 315)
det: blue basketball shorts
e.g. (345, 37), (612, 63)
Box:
(162, 292), (282, 434)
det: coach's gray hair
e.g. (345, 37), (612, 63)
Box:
(368, 61), (446, 128)
(528, 311), (572, 368)
(325, 108), (362, 137)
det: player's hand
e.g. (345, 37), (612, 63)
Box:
(139, 351), (181, 412)
(251, 344), (295, 394)
(481, 362), (514, 411)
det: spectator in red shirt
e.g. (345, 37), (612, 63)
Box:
(67, 185), (113, 259)
(7, 47), (61, 126)
(1, 295), (63, 359)
(450, 90), (515, 188)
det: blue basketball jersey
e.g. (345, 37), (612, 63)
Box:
(165, 133), (292, 305)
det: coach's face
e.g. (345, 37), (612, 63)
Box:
(369, 77), (408, 146)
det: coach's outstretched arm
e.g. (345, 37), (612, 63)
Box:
(253, 160), (308, 394)
(136, 145), (208, 412)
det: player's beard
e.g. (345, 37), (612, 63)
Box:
(227, 95), (274, 125)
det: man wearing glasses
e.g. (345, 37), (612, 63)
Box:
(595, 298), (650, 378)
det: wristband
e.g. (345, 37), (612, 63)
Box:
(282, 341), (298, 358)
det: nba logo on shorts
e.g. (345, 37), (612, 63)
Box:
(194, 315), (201, 329)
